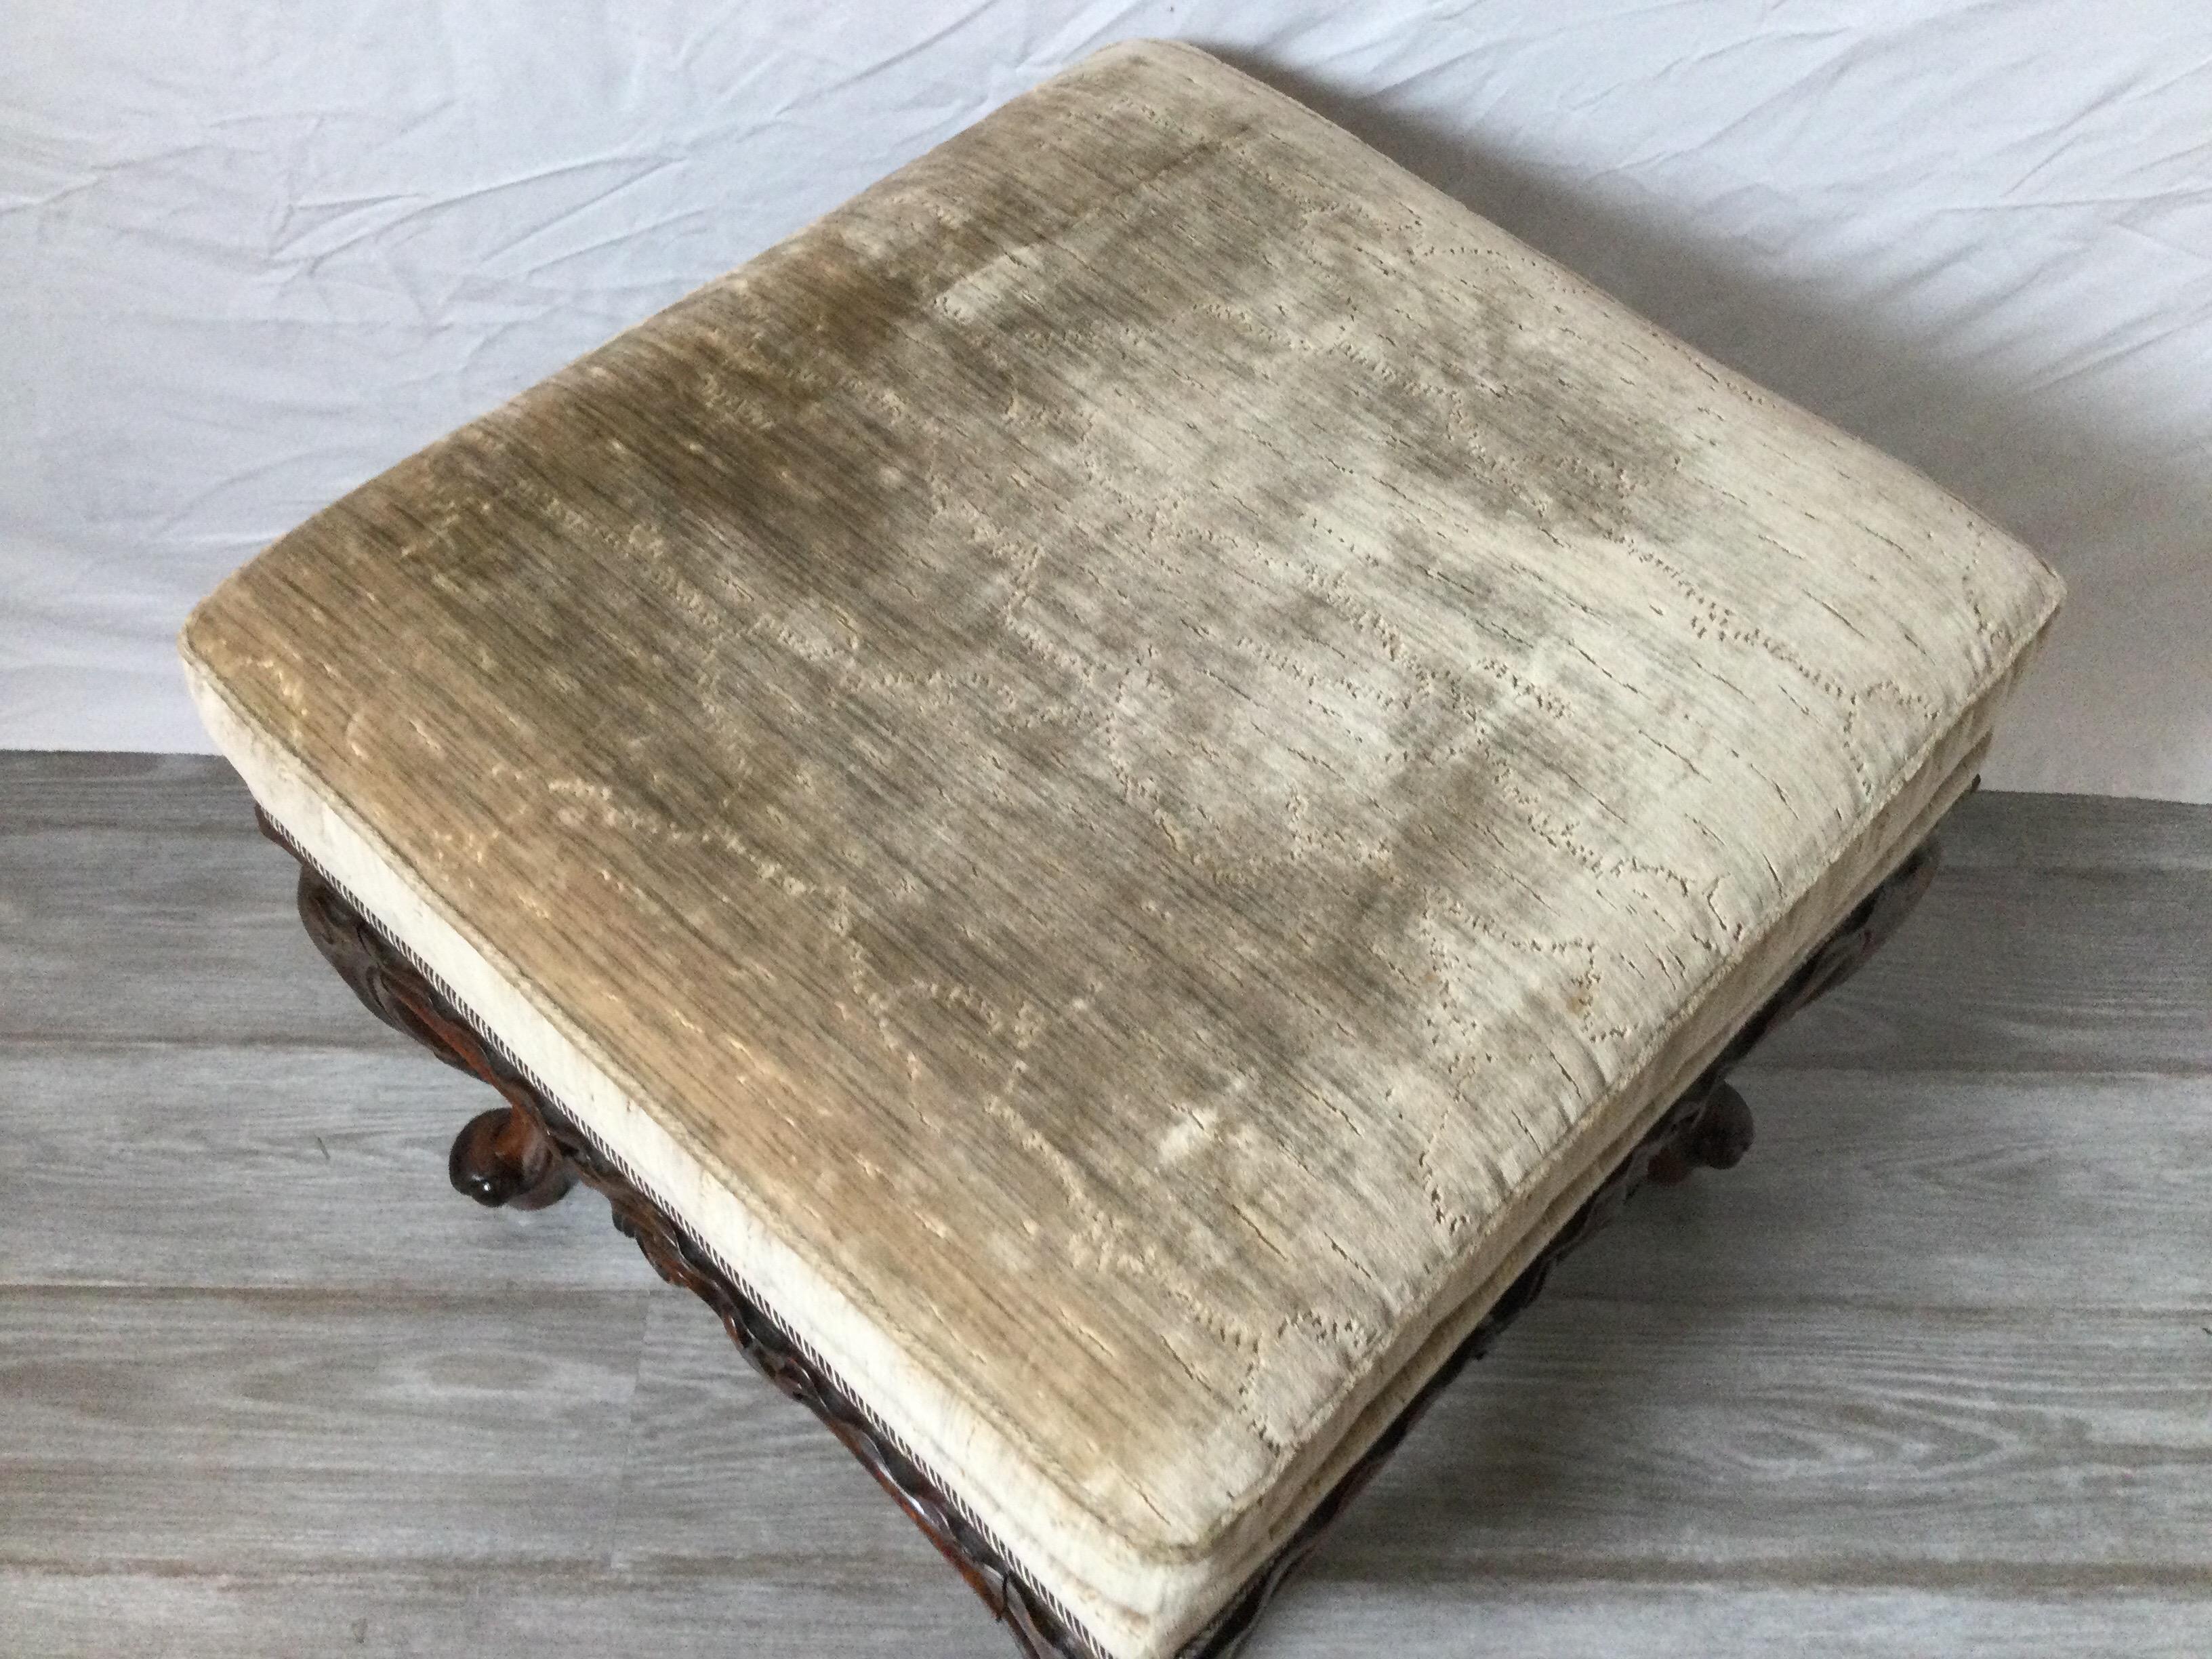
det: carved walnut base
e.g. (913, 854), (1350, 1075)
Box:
(255, 803), (1940, 1659)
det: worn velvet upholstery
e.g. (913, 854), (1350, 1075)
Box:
(180, 39), (2062, 1659)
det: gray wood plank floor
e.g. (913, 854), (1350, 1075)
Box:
(2, 752), (2207, 1657)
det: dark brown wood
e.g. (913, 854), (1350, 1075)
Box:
(255, 804), (1944, 1659)
(449, 1104), (577, 1210)
(1645, 1080), (1752, 1186)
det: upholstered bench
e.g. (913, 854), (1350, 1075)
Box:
(179, 40), (2062, 1659)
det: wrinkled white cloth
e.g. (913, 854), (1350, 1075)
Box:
(4, 1), (2207, 798)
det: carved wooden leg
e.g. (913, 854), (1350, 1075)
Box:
(1686, 1080), (1755, 1168)
(1641, 831), (1945, 1191)
(449, 1103), (577, 1209)
(1646, 1081), (1755, 1186)
(258, 806), (579, 1211)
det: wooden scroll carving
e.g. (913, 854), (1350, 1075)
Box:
(255, 804), (1940, 1659)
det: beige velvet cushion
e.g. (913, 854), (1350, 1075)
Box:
(179, 39), (2062, 1659)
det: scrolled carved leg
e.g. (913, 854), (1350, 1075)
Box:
(1647, 1081), (1755, 1186)
(1686, 1080), (1755, 1169)
(259, 805), (580, 1212)
(449, 1103), (577, 1209)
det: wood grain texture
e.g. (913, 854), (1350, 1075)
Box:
(7, 1571), (2203, 1659)
(1575, 1072), (2212, 1311)
(0, 821), (382, 1048)
(0, 1568), (1006, 1659)
(0, 754), (413, 1052)
(1252, 1584), (2212, 1658)
(1315, 1298), (2212, 1578)
(1933, 784), (2212, 874)
(1, 758), (2208, 1656)
(175, 41), (2063, 1643)
(0, 751), (240, 832)
(0, 1044), (654, 1290)
(0, 1288), (648, 1569)
(1753, 866), (2212, 1073)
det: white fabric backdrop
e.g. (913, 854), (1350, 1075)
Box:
(4, 1), (2207, 800)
